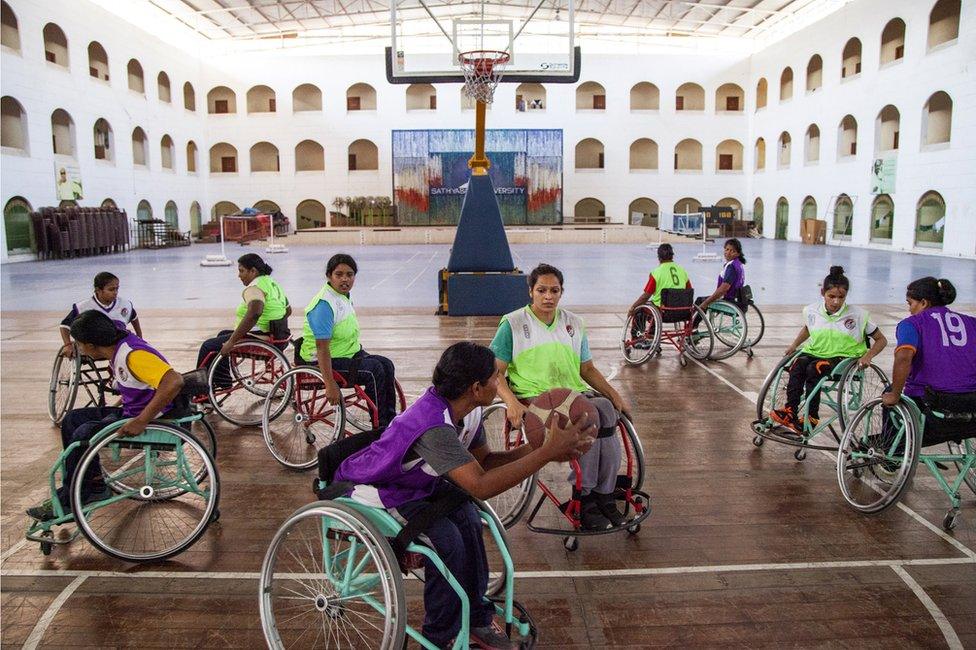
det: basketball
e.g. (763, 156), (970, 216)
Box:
(521, 388), (599, 449)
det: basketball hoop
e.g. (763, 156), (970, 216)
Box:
(459, 50), (509, 104)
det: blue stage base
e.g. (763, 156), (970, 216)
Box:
(439, 270), (528, 316)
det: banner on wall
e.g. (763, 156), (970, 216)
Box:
(393, 129), (563, 226)
(54, 162), (84, 201)
(870, 157), (896, 195)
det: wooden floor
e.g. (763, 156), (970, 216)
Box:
(2, 306), (974, 648)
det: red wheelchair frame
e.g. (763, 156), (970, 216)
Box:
(621, 289), (714, 368)
(196, 335), (292, 426)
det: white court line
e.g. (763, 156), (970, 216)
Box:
(892, 565), (964, 650)
(372, 251), (422, 289)
(403, 252), (439, 290)
(0, 539), (28, 564)
(23, 575), (86, 650)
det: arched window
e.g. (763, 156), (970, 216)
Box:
(127, 59), (145, 94)
(348, 139), (378, 170)
(208, 86), (237, 114)
(101, 198), (117, 209)
(212, 201), (240, 219)
(1, 96), (28, 153)
(755, 77), (767, 110)
(576, 82), (606, 110)
(715, 139), (743, 171)
(777, 132), (791, 168)
(4, 196), (33, 253)
(715, 83), (743, 112)
(880, 18), (906, 64)
(164, 200), (178, 228)
(754, 138), (766, 171)
(247, 85), (276, 113)
(186, 140), (197, 173)
(870, 194), (894, 242)
(629, 138), (658, 171)
(250, 141), (280, 172)
(87, 41), (108, 81)
(209, 142), (238, 173)
(254, 200), (280, 214)
(775, 197), (789, 240)
(51, 108), (75, 157)
(296, 199), (326, 229)
(752, 198), (764, 233)
(515, 83), (546, 111)
(346, 83), (376, 111)
(832, 194), (853, 238)
(576, 138), (605, 170)
(136, 199), (153, 221)
(841, 38), (862, 78)
(806, 55), (822, 92)
(875, 105), (900, 153)
(160, 134), (175, 170)
(915, 190), (946, 248)
(779, 67), (793, 101)
(630, 82), (659, 110)
(296, 139), (324, 171)
(928, 0), (960, 50)
(922, 91), (952, 146)
(293, 84), (322, 112)
(805, 124), (820, 163)
(674, 139), (703, 171)
(673, 198), (701, 215)
(131, 127), (148, 167)
(629, 197), (659, 227)
(838, 115), (858, 158)
(2, 2), (21, 52)
(574, 198), (605, 220)
(93, 118), (112, 162)
(675, 83), (704, 111)
(802, 196), (818, 222)
(183, 82), (196, 111)
(406, 83), (436, 111)
(157, 72), (171, 103)
(42, 23), (68, 68)
(189, 201), (202, 235)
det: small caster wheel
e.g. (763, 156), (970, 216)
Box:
(627, 523), (641, 535)
(563, 536), (578, 552)
(851, 466), (863, 479)
(211, 509), (221, 523)
(40, 541), (53, 556)
(942, 511), (958, 531)
(794, 449), (807, 461)
(679, 355), (687, 367)
(752, 435), (764, 447)
(746, 348), (754, 358)
(654, 347), (662, 357)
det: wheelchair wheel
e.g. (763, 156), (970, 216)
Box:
(481, 403), (537, 528)
(263, 367), (345, 470)
(208, 339), (291, 427)
(478, 500), (513, 598)
(756, 353), (796, 421)
(341, 387), (379, 435)
(617, 414), (645, 496)
(744, 303), (765, 350)
(684, 305), (715, 361)
(186, 417), (218, 460)
(620, 305), (662, 366)
(947, 440), (976, 495)
(260, 501), (406, 649)
(394, 379), (407, 414)
(71, 423), (219, 562)
(48, 348), (81, 424)
(837, 398), (918, 514)
(706, 301), (747, 361)
(837, 362), (889, 430)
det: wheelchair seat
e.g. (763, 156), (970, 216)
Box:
(660, 288), (695, 323)
(924, 389), (976, 419)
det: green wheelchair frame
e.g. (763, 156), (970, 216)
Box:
(752, 351), (889, 460)
(26, 413), (220, 562)
(705, 300), (748, 361)
(837, 395), (976, 531)
(260, 496), (536, 649)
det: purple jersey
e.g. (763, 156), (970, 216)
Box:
(895, 306), (976, 397)
(717, 258), (745, 302)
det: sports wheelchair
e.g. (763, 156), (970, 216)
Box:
(702, 286), (765, 361)
(621, 288), (714, 367)
(200, 334), (293, 427)
(259, 436), (536, 649)
(752, 351), (889, 460)
(48, 344), (118, 424)
(479, 401), (650, 551)
(837, 392), (975, 531)
(26, 408), (220, 562)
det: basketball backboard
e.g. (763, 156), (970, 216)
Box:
(387, 0), (579, 84)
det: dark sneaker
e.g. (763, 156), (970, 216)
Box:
(770, 407), (800, 432)
(27, 485), (113, 521)
(470, 621), (519, 650)
(592, 491), (627, 527)
(26, 499), (57, 521)
(579, 495), (612, 531)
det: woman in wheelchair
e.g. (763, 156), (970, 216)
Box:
(492, 263), (632, 531)
(882, 277), (976, 439)
(333, 342), (593, 649)
(195, 253), (291, 385)
(695, 238), (746, 311)
(59, 271), (141, 358)
(627, 243), (692, 315)
(294, 253), (398, 430)
(772, 266), (887, 432)
(28, 310), (184, 521)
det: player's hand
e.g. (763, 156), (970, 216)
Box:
(116, 418), (148, 438)
(544, 412), (596, 463)
(61, 343), (75, 359)
(784, 345), (796, 357)
(611, 392), (632, 418)
(881, 391), (900, 407)
(857, 354), (872, 369)
(325, 379), (342, 406)
(506, 401), (527, 429)
(219, 340), (235, 357)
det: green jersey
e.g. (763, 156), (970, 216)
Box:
(300, 283), (361, 362)
(235, 275), (288, 333)
(648, 262), (690, 306)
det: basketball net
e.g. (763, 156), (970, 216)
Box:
(459, 50), (509, 105)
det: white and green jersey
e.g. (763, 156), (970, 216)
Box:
(801, 301), (877, 359)
(490, 306), (591, 398)
(300, 283), (361, 362)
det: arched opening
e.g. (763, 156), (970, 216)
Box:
(348, 139), (378, 171)
(802, 196), (818, 222)
(630, 82), (659, 110)
(674, 138), (703, 171)
(923, 91), (952, 145)
(777, 132), (791, 168)
(575, 138), (605, 170)
(93, 118), (112, 161)
(629, 197), (659, 227)
(880, 18), (906, 64)
(779, 67), (793, 101)
(715, 139), (743, 171)
(296, 139), (325, 172)
(755, 77), (767, 110)
(461, 87), (493, 112)
(101, 198), (117, 209)
(296, 199), (326, 229)
(254, 200), (280, 214)
(754, 138), (766, 171)
(806, 54), (823, 92)
(157, 71), (171, 103)
(406, 83), (436, 111)
(209, 142), (238, 173)
(833, 194), (853, 238)
(42, 23), (68, 68)
(211, 201), (240, 220)
(346, 83), (376, 111)
(675, 82), (704, 111)
(629, 138), (657, 171)
(247, 85), (276, 113)
(838, 115), (858, 158)
(131, 127), (148, 167)
(293, 84), (322, 112)
(753, 198), (764, 233)
(51, 108), (75, 157)
(183, 82), (196, 111)
(164, 200), (178, 228)
(715, 83), (743, 112)
(136, 199), (153, 221)
(2, 2), (21, 51)
(515, 83), (545, 111)
(775, 197), (789, 240)
(87, 41), (108, 80)
(160, 134), (174, 170)
(805, 124), (820, 163)
(716, 197), (742, 217)
(186, 140), (197, 172)
(870, 194), (894, 242)
(250, 141), (280, 172)
(189, 201), (202, 236)
(928, 0), (960, 50)
(127, 59), (145, 94)
(915, 190), (946, 248)
(574, 198), (605, 220)
(208, 86), (237, 114)
(4, 196), (32, 253)
(1, 96), (28, 153)
(576, 81), (606, 110)
(875, 105), (901, 153)
(841, 38), (862, 78)
(673, 198), (701, 215)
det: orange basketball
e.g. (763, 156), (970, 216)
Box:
(521, 388), (599, 450)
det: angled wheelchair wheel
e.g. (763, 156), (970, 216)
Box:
(684, 305), (715, 361)
(263, 367), (344, 470)
(620, 305), (662, 366)
(477, 500), (513, 598)
(208, 339), (291, 427)
(837, 398), (918, 514)
(947, 440), (976, 495)
(72, 423), (219, 562)
(481, 403), (537, 528)
(186, 417), (218, 460)
(617, 414), (645, 494)
(706, 301), (747, 361)
(260, 501), (406, 650)
(756, 353), (796, 421)
(394, 379), (407, 414)
(744, 303), (765, 350)
(48, 348), (81, 424)
(837, 362), (889, 431)
(341, 387), (379, 435)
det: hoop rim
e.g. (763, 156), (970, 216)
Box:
(458, 49), (511, 67)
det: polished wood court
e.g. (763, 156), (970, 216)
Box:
(2, 306), (974, 648)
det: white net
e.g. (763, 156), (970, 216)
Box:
(459, 50), (509, 104)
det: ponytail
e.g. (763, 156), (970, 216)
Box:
(238, 253), (272, 276)
(822, 266), (849, 292)
(906, 276), (956, 307)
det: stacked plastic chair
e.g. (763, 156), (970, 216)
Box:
(29, 206), (131, 260)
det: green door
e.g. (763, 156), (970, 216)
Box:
(190, 203), (201, 235)
(775, 200), (789, 240)
(4, 201), (33, 253)
(165, 202), (178, 228)
(137, 201), (152, 221)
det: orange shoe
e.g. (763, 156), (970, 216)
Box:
(770, 407), (800, 432)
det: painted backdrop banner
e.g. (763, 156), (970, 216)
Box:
(393, 129), (563, 225)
